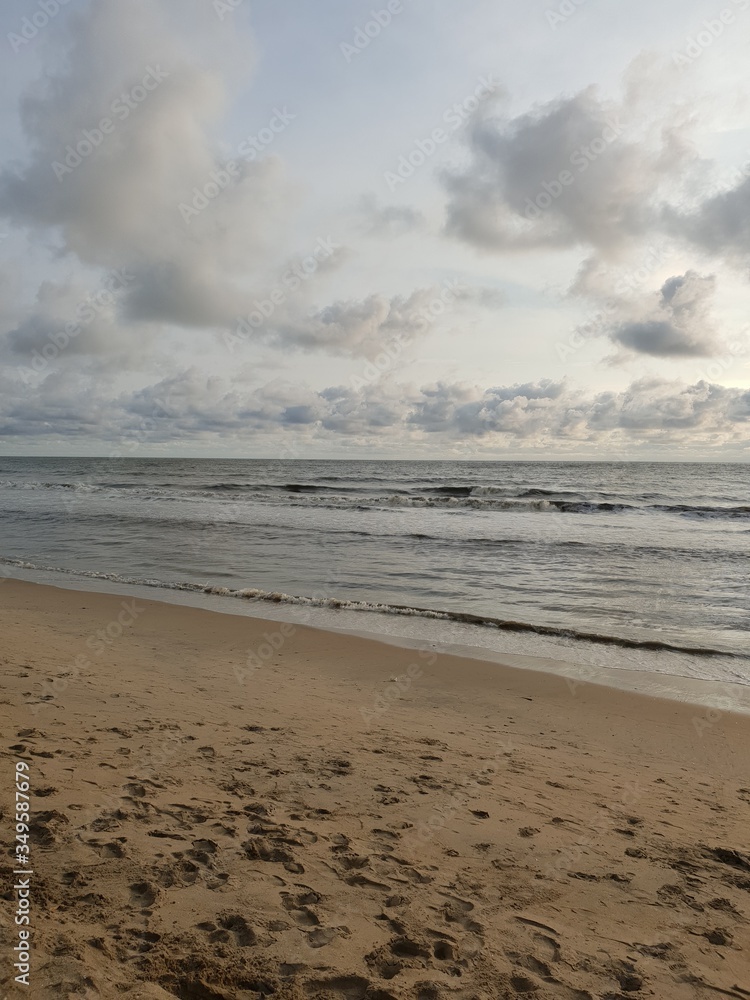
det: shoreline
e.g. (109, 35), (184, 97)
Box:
(3, 568), (749, 715)
(1, 579), (749, 998)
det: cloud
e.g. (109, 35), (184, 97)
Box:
(355, 195), (425, 237)
(665, 174), (750, 260)
(0, 264), (24, 334)
(1, 6), (749, 463)
(0, 0), (292, 333)
(607, 270), (721, 357)
(443, 56), (705, 255)
(4, 273), (125, 350)
(268, 288), (455, 358)
(0, 368), (118, 439)
(0, 269), (170, 380)
(408, 379), (567, 436)
(437, 57), (749, 366)
(587, 377), (750, 432)
(454, 285), (507, 309)
(442, 74), (698, 255)
(2, 369), (748, 453)
(255, 279), (505, 358)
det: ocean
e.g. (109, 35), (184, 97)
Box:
(1, 457), (748, 697)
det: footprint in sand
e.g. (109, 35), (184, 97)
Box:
(215, 913), (256, 946)
(384, 894), (410, 907)
(334, 852), (370, 871)
(439, 893), (486, 941)
(123, 782), (147, 799)
(430, 937), (457, 962)
(34, 785), (57, 797)
(90, 813), (123, 833)
(307, 925), (349, 948)
(366, 935), (433, 981)
(531, 931), (561, 963)
(188, 838), (219, 864)
(507, 917), (604, 1000)
(386, 856), (435, 885)
(127, 929), (161, 954)
(129, 881), (158, 908)
(242, 836), (304, 873)
(156, 859), (199, 887)
(61, 870), (90, 888)
(305, 975), (397, 1000)
(287, 905), (320, 928)
(87, 839), (127, 858)
(29, 809), (69, 846)
(372, 827), (401, 843)
(510, 973), (543, 994)
(282, 888), (323, 928)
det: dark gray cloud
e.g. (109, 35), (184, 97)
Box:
(442, 82), (694, 254)
(608, 271), (721, 358)
(0, 369), (117, 438)
(2, 369), (748, 451)
(665, 174), (750, 259)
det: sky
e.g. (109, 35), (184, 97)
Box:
(0, 0), (749, 458)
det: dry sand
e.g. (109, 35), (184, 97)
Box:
(1, 579), (749, 999)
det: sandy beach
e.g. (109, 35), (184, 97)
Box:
(1, 579), (749, 999)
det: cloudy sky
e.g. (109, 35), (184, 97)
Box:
(1, 0), (749, 458)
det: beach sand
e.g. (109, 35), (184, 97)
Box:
(1, 579), (748, 999)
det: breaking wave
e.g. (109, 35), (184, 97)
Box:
(1, 556), (746, 662)
(2, 478), (749, 519)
